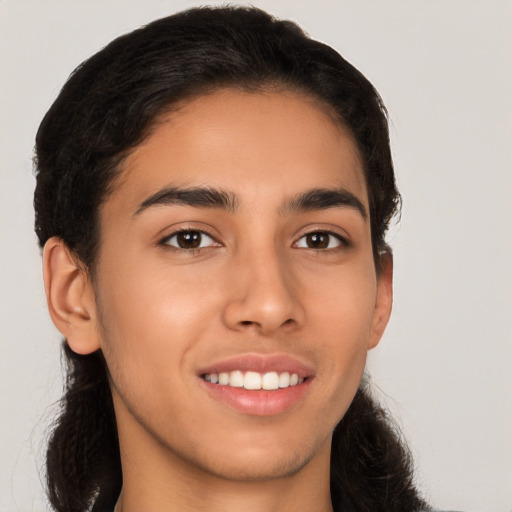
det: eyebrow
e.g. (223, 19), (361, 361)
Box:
(134, 185), (366, 220)
(282, 188), (367, 220)
(135, 186), (237, 215)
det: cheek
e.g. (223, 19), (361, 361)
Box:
(306, 263), (376, 400)
(309, 261), (377, 347)
(96, 276), (201, 429)
(95, 255), (227, 392)
(98, 249), (215, 337)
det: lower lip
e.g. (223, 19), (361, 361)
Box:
(200, 378), (313, 416)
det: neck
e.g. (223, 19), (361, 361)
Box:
(116, 470), (333, 512)
(114, 407), (333, 512)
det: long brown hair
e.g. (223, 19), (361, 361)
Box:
(34, 7), (428, 511)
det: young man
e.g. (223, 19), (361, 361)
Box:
(35, 6), (431, 512)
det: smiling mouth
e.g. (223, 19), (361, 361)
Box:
(199, 355), (314, 415)
(202, 371), (305, 390)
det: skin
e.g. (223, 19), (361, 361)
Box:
(43, 89), (392, 512)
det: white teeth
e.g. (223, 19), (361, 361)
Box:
(262, 371), (279, 390)
(203, 371), (303, 390)
(244, 371), (262, 390)
(278, 371), (290, 388)
(229, 370), (244, 387)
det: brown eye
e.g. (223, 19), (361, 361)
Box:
(295, 231), (343, 250)
(164, 230), (215, 250)
(306, 233), (328, 249)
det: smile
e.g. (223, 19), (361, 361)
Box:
(203, 370), (304, 390)
(198, 354), (314, 416)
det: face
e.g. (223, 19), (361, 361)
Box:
(91, 89), (391, 482)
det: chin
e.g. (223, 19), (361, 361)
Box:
(174, 425), (332, 484)
(193, 448), (315, 483)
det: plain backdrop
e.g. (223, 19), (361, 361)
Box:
(1, 1), (511, 511)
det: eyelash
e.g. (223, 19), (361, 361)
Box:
(294, 230), (349, 251)
(158, 228), (349, 254)
(159, 229), (220, 254)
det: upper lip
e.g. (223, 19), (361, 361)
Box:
(197, 353), (315, 379)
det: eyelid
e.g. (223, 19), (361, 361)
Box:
(158, 226), (222, 250)
(293, 227), (350, 250)
(156, 224), (349, 252)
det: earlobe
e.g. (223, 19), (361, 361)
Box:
(368, 252), (393, 350)
(43, 237), (101, 355)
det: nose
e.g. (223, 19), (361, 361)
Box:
(222, 248), (305, 336)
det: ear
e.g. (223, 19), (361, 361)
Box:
(368, 252), (393, 350)
(43, 237), (101, 355)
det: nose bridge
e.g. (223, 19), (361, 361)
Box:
(223, 239), (303, 334)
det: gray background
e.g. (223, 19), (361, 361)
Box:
(1, 1), (511, 511)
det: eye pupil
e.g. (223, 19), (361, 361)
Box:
(177, 231), (201, 248)
(307, 233), (329, 249)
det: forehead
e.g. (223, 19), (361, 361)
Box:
(107, 89), (368, 216)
